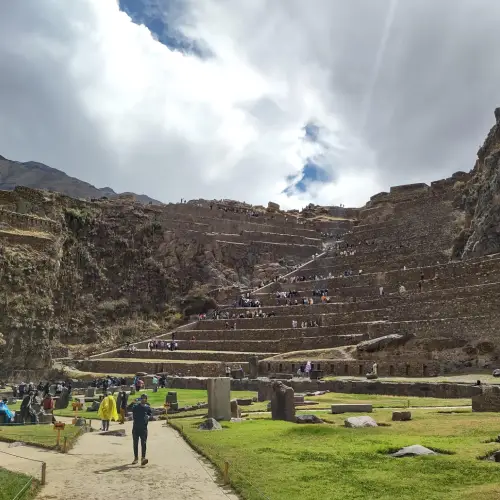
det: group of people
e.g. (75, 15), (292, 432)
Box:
(291, 320), (319, 328)
(13, 380), (71, 399)
(0, 390), (57, 425)
(147, 339), (178, 351)
(237, 297), (261, 308)
(97, 392), (152, 466)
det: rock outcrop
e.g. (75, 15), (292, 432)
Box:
(454, 108), (500, 258)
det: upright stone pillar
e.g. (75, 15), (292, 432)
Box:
(271, 381), (295, 422)
(249, 356), (259, 379)
(207, 377), (231, 421)
(257, 380), (273, 402)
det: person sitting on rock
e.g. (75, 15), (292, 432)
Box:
(0, 398), (14, 423)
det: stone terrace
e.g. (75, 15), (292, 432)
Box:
(77, 199), (350, 376)
(80, 178), (500, 379)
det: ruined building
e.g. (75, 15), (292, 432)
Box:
(1, 108), (500, 379)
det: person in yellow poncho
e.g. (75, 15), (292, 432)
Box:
(97, 394), (118, 431)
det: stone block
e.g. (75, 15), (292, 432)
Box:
(296, 414), (323, 424)
(294, 394), (305, 404)
(230, 399), (241, 419)
(166, 392), (178, 404)
(257, 381), (273, 402)
(207, 378), (231, 421)
(85, 387), (96, 398)
(236, 398), (253, 406)
(248, 356), (259, 379)
(199, 418), (222, 431)
(271, 381), (295, 422)
(344, 416), (378, 428)
(55, 388), (70, 410)
(331, 404), (373, 414)
(392, 411), (412, 421)
(472, 386), (500, 412)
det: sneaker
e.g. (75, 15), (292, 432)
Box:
(141, 458), (148, 466)
(132, 458), (138, 465)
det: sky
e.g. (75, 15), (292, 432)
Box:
(0, 0), (498, 209)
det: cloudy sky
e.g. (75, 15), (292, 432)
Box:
(0, 0), (498, 208)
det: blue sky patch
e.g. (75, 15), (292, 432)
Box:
(284, 160), (333, 195)
(119, 0), (208, 57)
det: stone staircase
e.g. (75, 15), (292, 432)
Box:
(75, 183), (500, 380)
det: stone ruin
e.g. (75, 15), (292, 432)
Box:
(270, 381), (295, 422)
(207, 377), (231, 421)
(472, 386), (500, 412)
(6, 109), (500, 385)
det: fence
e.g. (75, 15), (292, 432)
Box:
(0, 449), (46, 500)
(169, 420), (271, 500)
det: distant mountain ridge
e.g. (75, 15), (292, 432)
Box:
(0, 155), (162, 205)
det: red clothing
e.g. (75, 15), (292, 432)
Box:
(43, 398), (54, 411)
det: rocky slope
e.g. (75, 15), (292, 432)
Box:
(0, 190), (314, 373)
(453, 108), (500, 258)
(0, 155), (161, 205)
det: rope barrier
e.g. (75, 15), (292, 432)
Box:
(11, 476), (33, 500)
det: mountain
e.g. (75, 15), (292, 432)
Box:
(0, 155), (162, 205)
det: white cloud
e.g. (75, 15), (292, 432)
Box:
(0, 0), (498, 210)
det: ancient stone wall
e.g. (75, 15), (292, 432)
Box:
(161, 376), (480, 400)
(0, 209), (60, 233)
(75, 358), (248, 377)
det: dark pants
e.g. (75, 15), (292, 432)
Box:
(101, 420), (110, 431)
(132, 427), (148, 459)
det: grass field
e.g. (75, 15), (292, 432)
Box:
(6, 388), (470, 422)
(0, 423), (81, 449)
(171, 409), (500, 500)
(0, 468), (38, 500)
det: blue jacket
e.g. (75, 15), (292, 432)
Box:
(132, 403), (152, 429)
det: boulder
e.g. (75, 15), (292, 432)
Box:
(295, 414), (324, 424)
(493, 369), (500, 378)
(198, 418), (223, 431)
(392, 411), (412, 421)
(356, 333), (415, 353)
(344, 416), (378, 428)
(391, 445), (437, 457)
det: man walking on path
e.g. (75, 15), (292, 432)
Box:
(132, 394), (152, 466)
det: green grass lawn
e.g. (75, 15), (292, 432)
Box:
(0, 468), (38, 500)
(0, 423), (81, 449)
(171, 409), (500, 500)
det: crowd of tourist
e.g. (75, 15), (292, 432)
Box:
(291, 320), (319, 328)
(147, 338), (178, 351)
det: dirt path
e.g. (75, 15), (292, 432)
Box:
(0, 421), (238, 500)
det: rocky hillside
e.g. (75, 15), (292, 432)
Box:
(453, 108), (500, 258)
(0, 155), (161, 205)
(0, 189), (327, 373)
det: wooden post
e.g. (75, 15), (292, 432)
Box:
(41, 462), (46, 486)
(56, 428), (61, 447)
(63, 437), (68, 453)
(223, 461), (229, 485)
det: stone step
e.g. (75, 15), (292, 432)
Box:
(190, 297), (499, 330)
(75, 358), (249, 377)
(293, 251), (449, 275)
(269, 255), (500, 293)
(100, 350), (274, 362)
